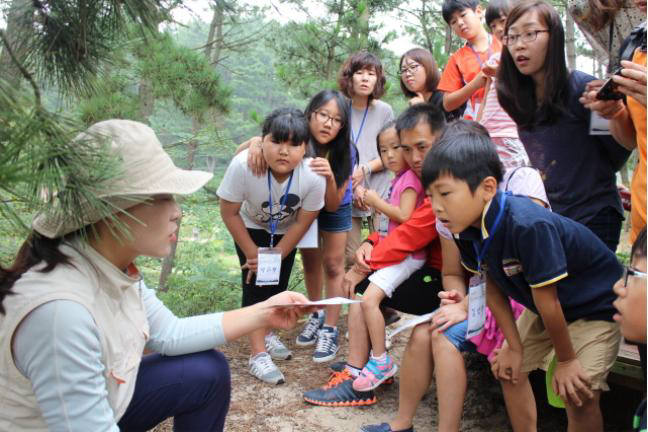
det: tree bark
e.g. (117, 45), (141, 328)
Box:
(0, 0), (31, 88)
(444, 25), (453, 56)
(158, 212), (181, 292)
(566, 12), (577, 70)
(138, 78), (155, 122)
(158, 117), (201, 290)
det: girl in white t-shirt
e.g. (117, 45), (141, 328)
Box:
(218, 108), (326, 385)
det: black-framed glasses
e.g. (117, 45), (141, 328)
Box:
(314, 110), (343, 129)
(503, 30), (549, 46)
(622, 265), (648, 287)
(400, 63), (421, 76)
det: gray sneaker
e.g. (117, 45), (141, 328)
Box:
(249, 352), (285, 385)
(296, 312), (324, 346)
(265, 332), (292, 360)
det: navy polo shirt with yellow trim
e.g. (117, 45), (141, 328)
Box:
(454, 191), (622, 322)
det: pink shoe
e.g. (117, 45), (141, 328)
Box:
(353, 354), (398, 391)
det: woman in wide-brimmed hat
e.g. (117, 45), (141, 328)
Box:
(0, 119), (314, 432)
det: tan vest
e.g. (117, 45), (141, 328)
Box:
(0, 242), (149, 430)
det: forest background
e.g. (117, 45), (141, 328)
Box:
(0, 0), (635, 318)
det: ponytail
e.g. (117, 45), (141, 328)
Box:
(0, 233), (70, 315)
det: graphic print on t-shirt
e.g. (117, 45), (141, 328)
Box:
(257, 193), (301, 224)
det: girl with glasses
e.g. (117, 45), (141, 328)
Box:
(496, 0), (632, 254)
(398, 47), (464, 121)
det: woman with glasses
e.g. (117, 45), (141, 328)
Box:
(496, 0), (632, 253)
(236, 90), (355, 363)
(399, 47), (463, 121)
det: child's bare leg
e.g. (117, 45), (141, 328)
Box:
(360, 284), (387, 356)
(500, 373), (537, 432)
(300, 248), (323, 301)
(431, 330), (466, 432)
(322, 231), (347, 326)
(390, 323), (434, 430)
(565, 390), (602, 432)
(347, 302), (371, 368)
(249, 328), (268, 356)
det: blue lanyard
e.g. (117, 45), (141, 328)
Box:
(267, 171), (294, 246)
(472, 193), (507, 274)
(350, 105), (369, 145)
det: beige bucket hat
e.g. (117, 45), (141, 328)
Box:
(33, 119), (213, 238)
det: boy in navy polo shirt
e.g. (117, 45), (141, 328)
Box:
(422, 122), (622, 432)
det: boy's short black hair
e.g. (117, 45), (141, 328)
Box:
(262, 107), (309, 146)
(422, 119), (503, 192)
(485, 0), (513, 26)
(632, 227), (647, 262)
(395, 103), (446, 137)
(442, 0), (480, 24)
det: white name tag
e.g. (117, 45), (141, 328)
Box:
(466, 280), (487, 339)
(256, 248), (282, 286)
(589, 111), (612, 135)
(297, 220), (318, 249)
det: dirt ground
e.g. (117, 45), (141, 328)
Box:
(152, 314), (638, 432)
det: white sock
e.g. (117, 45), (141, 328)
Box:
(345, 364), (361, 378)
(371, 352), (387, 362)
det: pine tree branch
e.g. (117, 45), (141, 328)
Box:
(0, 29), (41, 108)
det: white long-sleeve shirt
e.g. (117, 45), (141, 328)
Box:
(12, 282), (225, 431)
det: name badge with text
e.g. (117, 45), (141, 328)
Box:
(256, 248), (282, 286)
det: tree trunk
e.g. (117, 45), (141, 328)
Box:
(444, 25), (453, 56)
(157, 212), (181, 292)
(138, 78), (154, 122)
(566, 12), (577, 70)
(0, 0), (31, 88)
(206, 1), (225, 64)
(158, 117), (201, 290)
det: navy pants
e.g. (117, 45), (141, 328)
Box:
(118, 350), (231, 432)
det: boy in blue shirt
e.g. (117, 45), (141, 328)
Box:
(422, 122), (622, 432)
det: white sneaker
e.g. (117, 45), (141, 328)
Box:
(249, 352), (285, 385)
(265, 332), (292, 360)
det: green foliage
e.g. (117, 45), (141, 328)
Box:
(0, 84), (121, 235)
(12, 0), (168, 95)
(135, 33), (231, 119)
(79, 72), (140, 125)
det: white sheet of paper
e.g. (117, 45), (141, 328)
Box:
(268, 297), (362, 308)
(589, 111), (611, 135)
(466, 282), (486, 339)
(296, 220), (318, 248)
(390, 311), (437, 337)
(256, 248), (282, 286)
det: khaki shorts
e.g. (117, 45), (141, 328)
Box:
(517, 309), (621, 391)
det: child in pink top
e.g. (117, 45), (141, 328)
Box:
(350, 122), (426, 391)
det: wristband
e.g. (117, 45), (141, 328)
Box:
(362, 238), (374, 246)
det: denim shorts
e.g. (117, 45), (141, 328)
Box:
(442, 319), (476, 352)
(318, 202), (352, 233)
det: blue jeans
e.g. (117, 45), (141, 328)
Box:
(118, 350), (231, 432)
(442, 319), (476, 352)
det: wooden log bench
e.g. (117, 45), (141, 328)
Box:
(608, 341), (644, 391)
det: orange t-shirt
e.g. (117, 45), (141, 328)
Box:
(438, 37), (502, 119)
(629, 48), (647, 242)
